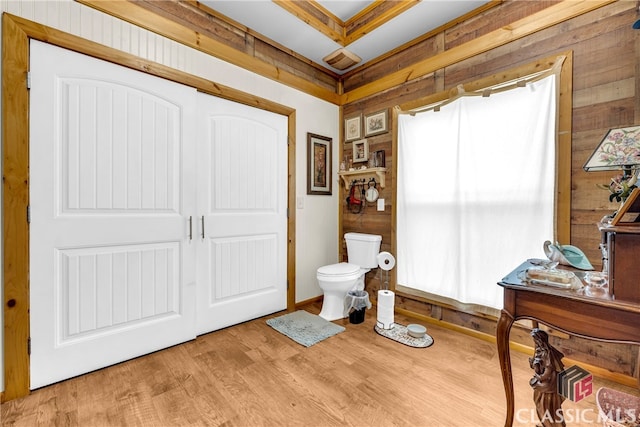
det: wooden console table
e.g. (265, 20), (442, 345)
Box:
(497, 261), (640, 427)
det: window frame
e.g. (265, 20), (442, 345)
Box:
(390, 52), (572, 299)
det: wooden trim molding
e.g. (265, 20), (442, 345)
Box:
(341, 0), (615, 104)
(394, 306), (638, 388)
(343, 0), (419, 47)
(392, 50), (574, 290)
(274, 0), (344, 45)
(76, 0), (341, 105)
(76, 1), (612, 107)
(2, 12), (31, 403)
(341, 0), (502, 79)
(1, 12), (297, 402)
(273, 0), (420, 48)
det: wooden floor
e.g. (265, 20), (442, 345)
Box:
(2, 302), (637, 426)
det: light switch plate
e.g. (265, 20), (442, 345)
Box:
(377, 198), (385, 211)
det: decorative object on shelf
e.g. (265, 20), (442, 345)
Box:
(374, 150), (385, 168)
(352, 138), (368, 163)
(364, 109), (388, 137)
(543, 240), (594, 270)
(338, 167), (387, 189)
(344, 114), (362, 142)
(306, 133), (332, 195)
(583, 125), (640, 206)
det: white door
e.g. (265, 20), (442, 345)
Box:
(195, 94), (288, 335)
(29, 41), (197, 388)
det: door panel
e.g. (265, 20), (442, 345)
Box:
(29, 40), (197, 389)
(28, 40), (287, 387)
(196, 95), (288, 335)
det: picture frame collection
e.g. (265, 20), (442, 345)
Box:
(308, 109), (389, 196)
(345, 109), (389, 142)
(344, 109), (388, 168)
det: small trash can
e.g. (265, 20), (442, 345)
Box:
(344, 290), (371, 324)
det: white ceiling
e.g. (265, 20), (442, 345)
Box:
(200, 0), (491, 74)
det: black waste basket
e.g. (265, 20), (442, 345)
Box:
(344, 290), (371, 324)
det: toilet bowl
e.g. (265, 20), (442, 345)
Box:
(317, 263), (367, 321)
(317, 233), (382, 321)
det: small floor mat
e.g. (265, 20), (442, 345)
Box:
(266, 310), (345, 347)
(374, 323), (434, 348)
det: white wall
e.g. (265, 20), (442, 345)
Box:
(0, 0), (340, 392)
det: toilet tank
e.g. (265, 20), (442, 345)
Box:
(345, 233), (382, 269)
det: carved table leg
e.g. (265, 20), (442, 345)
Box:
(529, 329), (566, 427)
(497, 309), (515, 427)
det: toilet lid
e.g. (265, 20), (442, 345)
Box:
(317, 262), (360, 277)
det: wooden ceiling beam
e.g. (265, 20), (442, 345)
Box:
(274, 0), (422, 48)
(344, 0), (420, 46)
(77, 0), (341, 104)
(341, 0), (617, 104)
(274, 0), (344, 44)
(75, 0), (616, 107)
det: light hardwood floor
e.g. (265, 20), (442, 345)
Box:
(2, 303), (637, 426)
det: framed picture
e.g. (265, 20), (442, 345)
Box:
(610, 188), (640, 226)
(352, 139), (368, 163)
(364, 109), (388, 137)
(307, 133), (332, 195)
(344, 115), (362, 142)
(374, 150), (386, 168)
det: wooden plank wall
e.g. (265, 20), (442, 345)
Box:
(340, 0), (639, 378)
(131, 0), (340, 93)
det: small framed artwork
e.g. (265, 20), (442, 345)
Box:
(374, 150), (386, 168)
(307, 133), (332, 195)
(364, 109), (388, 137)
(610, 188), (640, 226)
(344, 115), (362, 142)
(352, 139), (368, 163)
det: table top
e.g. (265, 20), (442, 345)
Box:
(498, 259), (640, 314)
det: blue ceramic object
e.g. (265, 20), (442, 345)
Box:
(543, 240), (594, 270)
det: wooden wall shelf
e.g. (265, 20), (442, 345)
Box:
(338, 167), (387, 189)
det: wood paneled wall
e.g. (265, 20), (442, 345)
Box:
(39, 0), (640, 382)
(340, 0), (640, 378)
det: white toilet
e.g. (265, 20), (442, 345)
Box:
(317, 232), (382, 321)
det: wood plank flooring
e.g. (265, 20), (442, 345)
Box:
(2, 302), (637, 426)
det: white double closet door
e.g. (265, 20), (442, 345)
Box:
(29, 41), (287, 389)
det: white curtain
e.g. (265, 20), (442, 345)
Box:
(397, 74), (557, 309)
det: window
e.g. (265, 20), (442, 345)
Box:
(396, 66), (562, 310)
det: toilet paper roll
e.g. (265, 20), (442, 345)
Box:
(376, 290), (395, 330)
(377, 251), (395, 271)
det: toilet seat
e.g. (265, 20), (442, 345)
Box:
(317, 262), (360, 279)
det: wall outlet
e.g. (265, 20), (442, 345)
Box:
(377, 198), (385, 211)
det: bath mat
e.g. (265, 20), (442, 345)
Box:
(266, 310), (345, 347)
(374, 323), (434, 348)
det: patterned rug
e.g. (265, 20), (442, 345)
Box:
(374, 323), (434, 348)
(266, 310), (345, 347)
